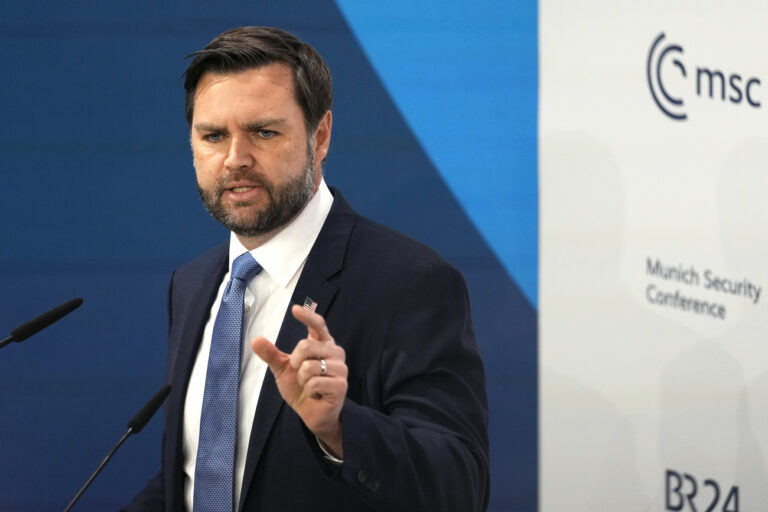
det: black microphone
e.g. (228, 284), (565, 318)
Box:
(62, 385), (171, 512)
(0, 297), (84, 350)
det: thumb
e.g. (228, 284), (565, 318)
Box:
(251, 337), (289, 376)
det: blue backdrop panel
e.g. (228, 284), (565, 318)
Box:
(335, 1), (538, 307)
(0, 2), (536, 510)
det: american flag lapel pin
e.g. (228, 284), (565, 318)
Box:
(303, 296), (318, 312)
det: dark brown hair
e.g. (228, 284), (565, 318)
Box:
(183, 26), (333, 133)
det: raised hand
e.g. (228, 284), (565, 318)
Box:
(251, 304), (347, 457)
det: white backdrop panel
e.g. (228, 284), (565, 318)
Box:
(540, 2), (768, 510)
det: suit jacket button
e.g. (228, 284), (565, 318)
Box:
(357, 470), (379, 492)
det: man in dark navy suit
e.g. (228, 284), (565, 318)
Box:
(124, 26), (489, 512)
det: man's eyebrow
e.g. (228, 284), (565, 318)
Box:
(193, 122), (225, 133)
(244, 118), (286, 130)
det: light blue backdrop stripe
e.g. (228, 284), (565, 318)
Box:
(334, 1), (539, 307)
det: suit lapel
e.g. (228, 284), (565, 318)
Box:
(165, 245), (228, 509)
(238, 190), (357, 511)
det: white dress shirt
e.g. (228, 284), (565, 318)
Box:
(182, 180), (333, 511)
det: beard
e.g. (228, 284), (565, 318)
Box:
(197, 144), (316, 237)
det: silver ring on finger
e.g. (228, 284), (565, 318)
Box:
(320, 359), (327, 376)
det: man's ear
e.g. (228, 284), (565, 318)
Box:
(312, 110), (333, 167)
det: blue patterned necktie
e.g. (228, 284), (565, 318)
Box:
(193, 252), (262, 512)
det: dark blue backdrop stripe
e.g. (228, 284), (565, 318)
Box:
(0, 3), (536, 510)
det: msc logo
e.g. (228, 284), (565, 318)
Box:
(647, 33), (687, 120)
(647, 32), (761, 121)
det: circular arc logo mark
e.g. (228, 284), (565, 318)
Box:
(647, 32), (687, 121)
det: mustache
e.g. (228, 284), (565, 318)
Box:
(212, 170), (272, 197)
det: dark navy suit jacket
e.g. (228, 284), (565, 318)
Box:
(123, 190), (489, 511)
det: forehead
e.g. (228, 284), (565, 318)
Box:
(193, 63), (299, 120)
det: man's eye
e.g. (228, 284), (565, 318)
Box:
(258, 130), (277, 139)
(204, 133), (223, 142)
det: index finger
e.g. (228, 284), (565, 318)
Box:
(291, 304), (332, 341)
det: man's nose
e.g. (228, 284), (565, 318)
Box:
(224, 135), (254, 169)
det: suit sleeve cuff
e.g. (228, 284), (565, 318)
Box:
(315, 435), (344, 465)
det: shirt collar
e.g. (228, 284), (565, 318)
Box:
(227, 179), (334, 288)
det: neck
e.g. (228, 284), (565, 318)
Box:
(235, 227), (285, 251)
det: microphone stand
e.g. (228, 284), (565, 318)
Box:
(62, 428), (134, 512)
(61, 385), (170, 511)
